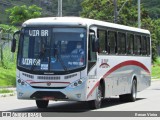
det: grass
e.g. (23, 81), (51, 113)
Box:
(0, 89), (13, 94)
(0, 46), (17, 87)
(0, 65), (16, 87)
(152, 57), (160, 80)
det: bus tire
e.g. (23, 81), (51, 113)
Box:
(88, 84), (102, 109)
(128, 79), (137, 102)
(119, 79), (137, 102)
(119, 94), (127, 102)
(36, 100), (49, 108)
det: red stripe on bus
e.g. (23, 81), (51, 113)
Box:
(103, 60), (150, 78)
(87, 81), (100, 99)
(87, 60), (150, 99)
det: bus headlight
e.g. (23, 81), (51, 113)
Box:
(74, 82), (78, 86)
(69, 79), (85, 88)
(78, 80), (83, 84)
(17, 79), (21, 83)
(17, 79), (28, 86)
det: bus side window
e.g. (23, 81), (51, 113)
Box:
(146, 36), (150, 56)
(141, 36), (147, 55)
(117, 32), (126, 54)
(134, 35), (141, 55)
(108, 31), (116, 54)
(127, 33), (134, 55)
(97, 29), (107, 54)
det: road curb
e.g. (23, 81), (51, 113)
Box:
(151, 79), (160, 82)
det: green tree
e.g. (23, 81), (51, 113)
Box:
(81, 0), (114, 22)
(63, 0), (83, 16)
(141, 18), (158, 62)
(81, 0), (158, 62)
(28, 5), (42, 18)
(81, 0), (149, 25)
(142, 0), (160, 19)
(0, 24), (17, 33)
(150, 19), (160, 61)
(6, 5), (42, 25)
(118, 1), (149, 27)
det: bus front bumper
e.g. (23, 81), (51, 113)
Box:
(16, 80), (87, 101)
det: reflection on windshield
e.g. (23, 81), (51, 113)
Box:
(18, 28), (86, 72)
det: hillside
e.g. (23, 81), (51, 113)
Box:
(0, 0), (159, 24)
(142, 0), (160, 19)
(0, 0), (83, 24)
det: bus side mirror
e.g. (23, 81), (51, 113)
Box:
(11, 38), (16, 53)
(11, 30), (20, 53)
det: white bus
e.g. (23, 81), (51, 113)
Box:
(11, 17), (151, 109)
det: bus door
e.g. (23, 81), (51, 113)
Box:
(88, 29), (97, 73)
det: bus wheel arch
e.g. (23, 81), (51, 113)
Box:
(100, 78), (105, 99)
(133, 76), (137, 86)
(88, 79), (105, 109)
(119, 76), (137, 102)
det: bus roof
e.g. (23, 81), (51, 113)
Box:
(23, 17), (150, 34)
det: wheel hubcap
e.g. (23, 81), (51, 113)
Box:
(132, 82), (136, 99)
(95, 88), (102, 108)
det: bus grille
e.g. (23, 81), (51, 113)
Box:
(31, 86), (66, 89)
(37, 76), (60, 80)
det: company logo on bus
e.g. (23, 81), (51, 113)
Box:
(99, 59), (110, 68)
(47, 82), (51, 86)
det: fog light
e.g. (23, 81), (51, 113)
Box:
(19, 92), (23, 96)
(76, 94), (81, 98)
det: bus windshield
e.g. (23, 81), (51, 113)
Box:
(18, 27), (86, 72)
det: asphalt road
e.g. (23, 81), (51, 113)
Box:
(0, 80), (160, 112)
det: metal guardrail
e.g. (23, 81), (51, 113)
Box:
(0, 32), (14, 68)
(0, 41), (14, 65)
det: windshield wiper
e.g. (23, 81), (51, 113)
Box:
(54, 48), (68, 72)
(31, 49), (46, 71)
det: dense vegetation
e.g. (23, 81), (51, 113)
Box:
(81, 0), (160, 62)
(142, 0), (160, 19)
(0, 0), (160, 24)
(0, 0), (83, 24)
(152, 58), (160, 79)
(6, 5), (42, 25)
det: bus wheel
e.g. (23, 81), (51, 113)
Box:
(36, 100), (49, 108)
(119, 79), (137, 102)
(128, 79), (137, 102)
(88, 84), (102, 109)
